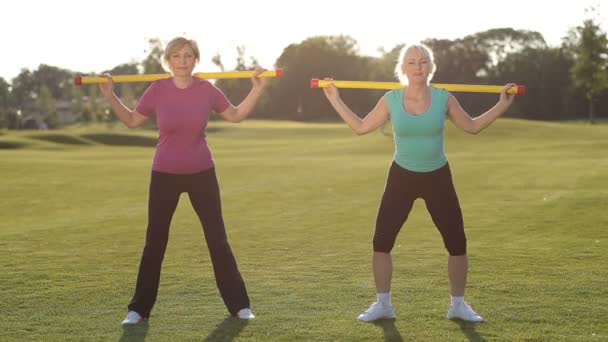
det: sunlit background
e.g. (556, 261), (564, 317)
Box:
(1, 0), (605, 79)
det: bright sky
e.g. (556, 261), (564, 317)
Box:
(1, 0), (606, 82)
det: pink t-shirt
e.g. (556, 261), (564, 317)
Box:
(136, 78), (231, 174)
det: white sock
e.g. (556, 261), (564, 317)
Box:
(377, 292), (392, 306)
(451, 296), (464, 307)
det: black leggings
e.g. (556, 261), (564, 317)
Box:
(128, 168), (250, 317)
(373, 162), (467, 256)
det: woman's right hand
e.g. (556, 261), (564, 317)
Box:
(98, 73), (114, 99)
(322, 78), (340, 101)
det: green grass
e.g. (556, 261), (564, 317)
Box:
(1, 119), (607, 341)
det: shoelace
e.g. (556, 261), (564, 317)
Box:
(127, 312), (141, 321)
(364, 302), (380, 313)
(460, 304), (479, 318)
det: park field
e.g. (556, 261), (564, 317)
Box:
(1, 119), (607, 341)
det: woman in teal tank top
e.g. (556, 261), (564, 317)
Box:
(322, 43), (517, 323)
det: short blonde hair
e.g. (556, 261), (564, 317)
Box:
(163, 37), (200, 66)
(394, 43), (436, 85)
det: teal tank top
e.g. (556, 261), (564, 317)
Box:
(386, 87), (449, 172)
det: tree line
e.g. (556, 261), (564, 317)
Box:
(0, 19), (606, 129)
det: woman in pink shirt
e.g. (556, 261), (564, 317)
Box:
(99, 37), (267, 325)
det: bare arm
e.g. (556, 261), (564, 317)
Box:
(218, 68), (268, 123)
(99, 74), (149, 129)
(323, 83), (389, 135)
(447, 83), (516, 134)
(103, 94), (149, 128)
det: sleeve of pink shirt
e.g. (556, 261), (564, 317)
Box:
(211, 83), (231, 114)
(135, 82), (158, 117)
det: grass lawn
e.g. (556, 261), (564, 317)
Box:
(1, 119), (607, 341)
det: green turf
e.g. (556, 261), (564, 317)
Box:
(1, 119), (606, 341)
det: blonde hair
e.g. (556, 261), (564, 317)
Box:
(162, 37), (200, 68)
(394, 43), (436, 85)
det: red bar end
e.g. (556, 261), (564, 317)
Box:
(310, 79), (319, 89)
(517, 85), (526, 96)
(74, 76), (82, 86)
(276, 68), (284, 78)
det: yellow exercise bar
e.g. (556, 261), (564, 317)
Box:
(74, 69), (284, 85)
(310, 79), (526, 95)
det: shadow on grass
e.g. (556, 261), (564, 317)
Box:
(0, 141), (27, 149)
(203, 317), (248, 342)
(206, 126), (222, 133)
(28, 134), (92, 145)
(80, 133), (157, 147)
(118, 321), (149, 342)
(452, 320), (486, 342)
(373, 319), (403, 342)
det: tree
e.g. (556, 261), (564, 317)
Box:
(70, 84), (85, 123)
(272, 35), (376, 120)
(32, 64), (73, 99)
(566, 14), (608, 124)
(86, 86), (102, 123)
(213, 47), (269, 119)
(107, 62), (145, 97)
(37, 85), (57, 128)
(0, 77), (11, 128)
(464, 28), (547, 69)
(490, 46), (577, 120)
(373, 44), (405, 82)
(212, 53), (225, 72)
(423, 29), (547, 117)
(142, 38), (165, 75)
(11, 69), (35, 111)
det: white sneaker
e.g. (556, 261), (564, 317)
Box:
(121, 311), (144, 325)
(357, 302), (396, 322)
(236, 308), (255, 320)
(447, 303), (483, 322)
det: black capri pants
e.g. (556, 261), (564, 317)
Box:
(373, 161), (467, 256)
